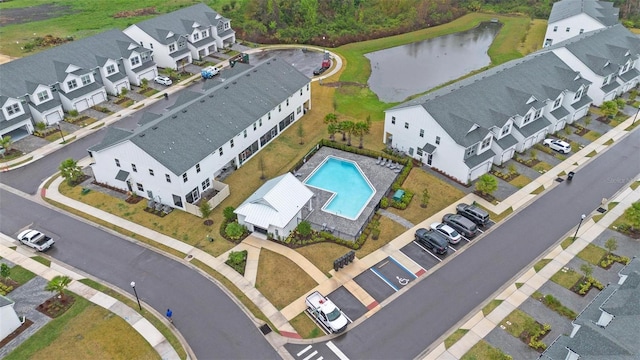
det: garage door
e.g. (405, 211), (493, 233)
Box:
(524, 137), (534, 150)
(469, 162), (491, 181)
(573, 107), (588, 121)
(45, 111), (62, 124)
(603, 92), (616, 102)
(74, 99), (89, 112)
(139, 69), (156, 83)
(501, 148), (515, 164)
(92, 92), (106, 106)
(555, 119), (566, 132)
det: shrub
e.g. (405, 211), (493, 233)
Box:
(297, 220), (312, 237)
(69, 110), (79, 117)
(380, 197), (389, 209)
(223, 206), (236, 222)
(227, 250), (246, 266)
(225, 222), (245, 240)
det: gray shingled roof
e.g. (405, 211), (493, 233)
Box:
(132, 3), (230, 45)
(0, 29), (147, 99)
(541, 258), (640, 360)
(548, 0), (619, 26)
(465, 149), (495, 168)
(90, 58), (310, 176)
(547, 24), (640, 76)
(391, 52), (587, 146)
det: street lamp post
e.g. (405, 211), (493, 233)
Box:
(633, 105), (639, 125)
(130, 281), (142, 311)
(56, 123), (66, 143)
(573, 214), (586, 241)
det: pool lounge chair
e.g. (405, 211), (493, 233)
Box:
(322, 223), (327, 231)
(376, 156), (382, 165)
(387, 160), (393, 168)
(380, 158), (387, 167)
(163, 205), (173, 214)
(329, 226), (335, 234)
(394, 166), (402, 173)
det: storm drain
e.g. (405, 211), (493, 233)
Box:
(259, 324), (272, 335)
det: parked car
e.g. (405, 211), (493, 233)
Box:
(430, 222), (462, 244)
(154, 76), (173, 86)
(414, 228), (449, 255)
(456, 203), (490, 227)
(442, 214), (479, 239)
(17, 229), (55, 251)
(313, 66), (329, 76)
(543, 138), (571, 154)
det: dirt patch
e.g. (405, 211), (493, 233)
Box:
(321, 82), (368, 88)
(113, 7), (158, 19)
(0, 4), (76, 26)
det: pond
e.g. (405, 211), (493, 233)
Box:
(365, 22), (501, 103)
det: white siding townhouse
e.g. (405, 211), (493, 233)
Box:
(543, 0), (619, 47)
(0, 30), (157, 139)
(384, 52), (592, 184)
(88, 58), (311, 215)
(124, 3), (235, 70)
(543, 24), (640, 106)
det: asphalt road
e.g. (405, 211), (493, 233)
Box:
(0, 188), (279, 359)
(288, 128), (640, 359)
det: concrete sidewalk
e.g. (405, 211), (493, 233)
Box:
(0, 235), (181, 360)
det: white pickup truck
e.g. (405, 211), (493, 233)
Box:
(305, 291), (348, 333)
(17, 229), (55, 252)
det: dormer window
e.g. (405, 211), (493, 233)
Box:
(534, 108), (542, 119)
(5, 103), (20, 116)
(574, 88), (583, 100)
(37, 90), (49, 102)
(67, 79), (78, 90)
(201, 30), (208, 38)
(81, 74), (92, 86)
(501, 124), (510, 136)
(130, 56), (140, 66)
(193, 32), (200, 41)
(465, 145), (477, 158)
(481, 137), (491, 149)
(523, 113), (532, 124)
(169, 44), (176, 52)
(106, 64), (116, 74)
(141, 52), (150, 62)
(553, 97), (562, 109)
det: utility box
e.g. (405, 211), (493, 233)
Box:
(393, 189), (405, 202)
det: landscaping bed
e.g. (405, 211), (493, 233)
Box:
(37, 294), (76, 318)
(500, 309), (550, 352)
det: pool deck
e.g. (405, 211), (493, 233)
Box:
(295, 147), (398, 240)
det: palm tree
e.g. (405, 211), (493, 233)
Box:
(45, 275), (72, 300)
(354, 121), (370, 148)
(0, 136), (12, 157)
(327, 123), (339, 141)
(59, 158), (83, 185)
(342, 120), (355, 146)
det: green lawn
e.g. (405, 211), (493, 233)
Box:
(500, 309), (542, 339)
(461, 340), (512, 360)
(509, 174), (532, 188)
(445, 329), (469, 349)
(533, 259), (552, 273)
(482, 299), (503, 316)
(289, 312), (322, 339)
(550, 268), (582, 290)
(4, 264), (36, 285)
(560, 237), (574, 250)
(577, 244), (607, 265)
(532, 161), (553, 173)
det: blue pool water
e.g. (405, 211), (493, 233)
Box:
(304, 157), (375, 219)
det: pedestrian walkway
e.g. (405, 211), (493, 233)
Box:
(0, 236), (181, 360)
(378, 208), (415, 229)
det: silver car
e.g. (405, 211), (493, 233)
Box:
(430, 222), (462, 244)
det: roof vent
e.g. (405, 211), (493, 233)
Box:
(172, 115), (177, 119)
(253, 69), (257, 73)
(246, 74), (250, 77)
(209, 94), (214, 98)
(266, 61), (270, 65)
(200, 99), (205, 103)
(139, 134), (145, 138)
(182, 109), (187, 113)
(152, 126), (158, 130)
(232, 81), (237, 84)
(224, 86), (229, 89)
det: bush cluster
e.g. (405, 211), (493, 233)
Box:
(527, 323), (551, 351)
(391, 190), (414, 210)
(0, 283), (14, 296)
(578, 276), (604, 295)
(600, 254), (630, 268)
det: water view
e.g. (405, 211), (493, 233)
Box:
(365, 22), (501, 103)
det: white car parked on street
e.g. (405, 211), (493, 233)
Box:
(154, 76), (173, 86)
(430, 222), (462, 244)
(543, 138), (571, 154)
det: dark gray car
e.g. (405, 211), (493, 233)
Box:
(443, 213), (479, 238)
(415, 228), (449, 255)
(456, 203), (490, 226)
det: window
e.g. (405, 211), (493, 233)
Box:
(408, 147), (414, 155)
(244, 129), (247, 138)
(149, 169), (154, 176)
(5, 103), (20, 115)
(218, 147), (223, 156)
(165, 174), (171, 183)
(553, 98), (562, 109)
(196, 164), (201, 173)
(193, 32), (200, 41)
(574, 89), (583, 100)
(201, 30), (207, 38)
(141, 52), (149, 62)
(523, 113), (532, 124)
(259, 119), (262, 126)
(169, 44), (176, 52)
(391, 116), (396, 124)
(501, 124), (510, 136)
(435, 136), (441, 145)
(566, 27), (570, 32)
(579, 29), (584, 34)
(465, 146), (477, 158)
(37, 91), (49, 102)
(106, 64), (116, 74)
(131, 164), (137, 172)
(307, 84), (309, 91)
(115, 159), (121, 167)
(81, 74), (91, 86)
(183, 173), (188, 182)
(150, 43), (153, 49)
(268, 112), (271, 120)
(130, 57), (140, 66)
(300, 89), (303, 96)
(136, 183), (144, 192)
(481, 137), (491, 149)
(534, 108), (542, 119)
(404, 122), (409, 129)
(173, 195), (182, 207)
(202, 178), (210, 190)
(419, 129), (424, 138)
(286, 98), (289, 106)
(253, 123), (257, 131)
(230, 139), (234, 148)
(297, 106), (302, 114)
(67, 79), (78, 90)
(553, 26), (558, 32)
(278, 104), (281, 112)
(417, 148), (423, 156)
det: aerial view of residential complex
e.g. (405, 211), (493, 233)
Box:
(1, 0), (639, 359)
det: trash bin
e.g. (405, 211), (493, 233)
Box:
(567, 171), (575, 181)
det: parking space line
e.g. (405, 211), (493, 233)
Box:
(302, 351), (318, 360)
(370, 268), (399, 291)
(388, 256), (417, 279)
(327, 341), (350, 360)
(477, 229), (484, 234)
(448, 246), (457, 252)
(297, 345), (312, 356)
(395, 251), (426, 275)
(412, 241), (443, 262)
(462, 236), (471, 242)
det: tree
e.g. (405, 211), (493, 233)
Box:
(604, 237), (618, 255)
(580, 263), (593, 280)
(420, 189), (430, 208)
(140, 78), (149, 90)
(0, 136), (12, 157)
(354, 121), (370, 149)
(508, 163), (517, 175)
(324, 113), (339, 141)
(258, 156), (266, 180)
(341, 120), (355, 146)
(223, 206), (237, 222)
(45, 275), (72, 299)
(59, 158), (83, 186)
(327, 123), (339, 141)
(0, 263), (10, 280)
(475, 174), (498, 196)
(35, 122), (47, 132)
(199, 201), (213, 226)
(297, 121), (305, 145)
(601, 100), (619, 118)
(615, 98), (626, 109)
(297, 220), (312, 237)
(623, 201), (640, 231)
(529, 149), (537, 160)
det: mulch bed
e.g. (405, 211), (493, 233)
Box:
(596, 116), (611, 124)
(572, 126), (589, 136)
(514, 157), (540, 168)
(37, 294), (75, 318)
(68, 175), (90, 187)
(0, 318), (34, 348)
(473, 191), (497, 203)
(114, 97), (132, 105)
(490, 170), (519, 182)
(143, 207), (166, 217)
(518, 320), (549, 346)
(0, 277), (20, 295)
(616, 227), (640, 239)
(125, 195), (144, 204)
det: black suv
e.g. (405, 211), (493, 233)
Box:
(442, 214), (479, 238)
(456, 203), (490, 227)
(415, 228), (448, 255)
(313, 66), (329, 76)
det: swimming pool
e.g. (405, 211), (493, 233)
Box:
(304, 156), (375, 220)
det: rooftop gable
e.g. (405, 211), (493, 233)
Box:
(133, 3), (225, 44)
(548, 0), (619, 26)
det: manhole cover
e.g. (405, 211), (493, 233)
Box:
(259, 324), (272, 335)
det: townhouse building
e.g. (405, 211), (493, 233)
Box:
(88, 58), (311, 215)
(543, 24), (640, 106)
(384, 52), (591, 184)
(543, 0), (619, 47)
(124, 3), (235, 70)
(0, 30), (157, 140)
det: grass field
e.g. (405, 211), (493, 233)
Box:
(482, 299), (503, 316)
(461, 340), (512, 360)
(5, 294), (158, 360)
(445, 328), (469, 349)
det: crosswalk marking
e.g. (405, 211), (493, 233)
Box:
(297, 345), (312, 357)
(327, 341), (349, 360)
(302, 350), (318, 360)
